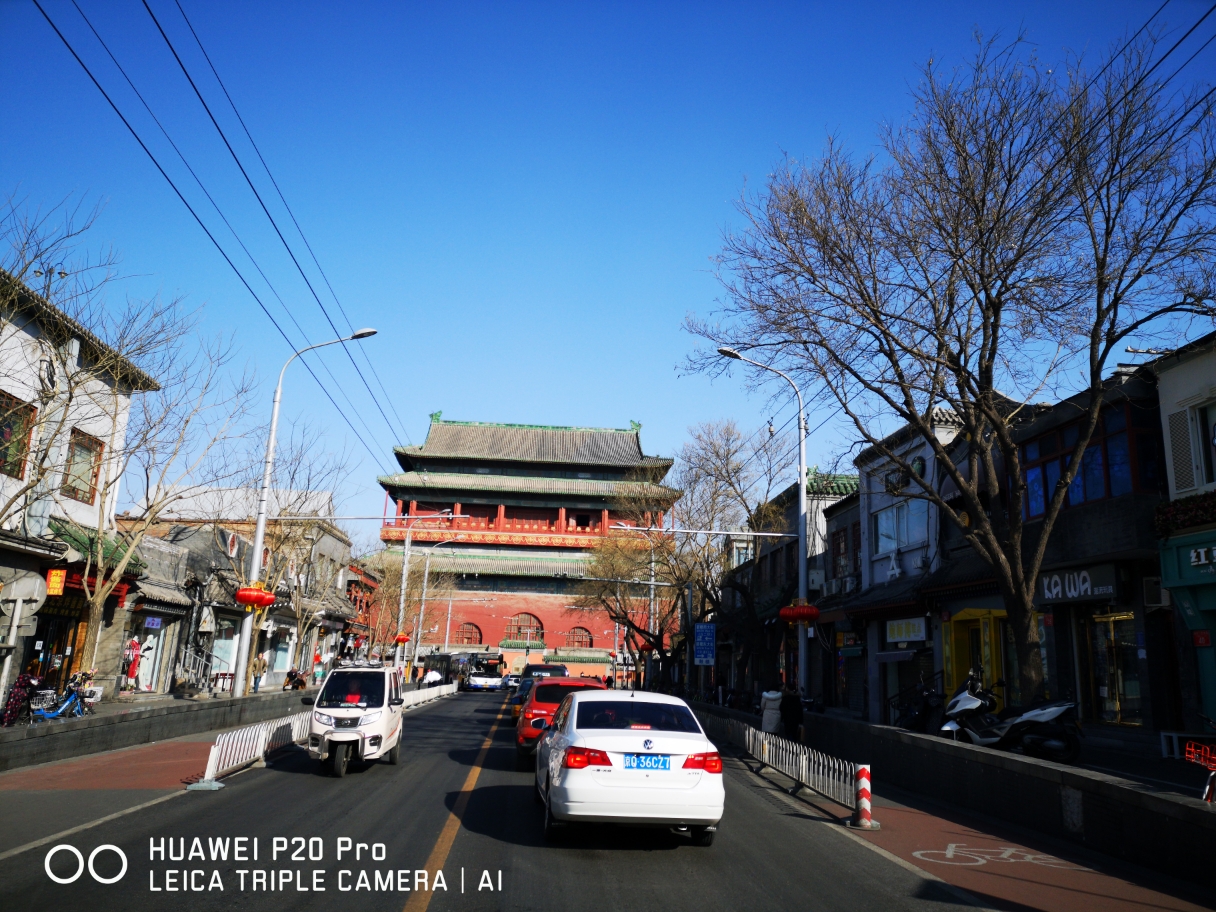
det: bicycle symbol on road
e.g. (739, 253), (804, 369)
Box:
(912, 843), (1085, 870)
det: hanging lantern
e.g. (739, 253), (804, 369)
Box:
(637, 642), (655, 653)
(235, 585), (276, 609)
(797, 605), (820, 624)
(608, 651), (617, 659)
(778, 605), (797, 622)
(395, 633), (410, 645)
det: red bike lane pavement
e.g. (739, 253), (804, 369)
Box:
(846, 791), (1214, 912)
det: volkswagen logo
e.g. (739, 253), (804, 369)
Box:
(643, 739), (653, 750)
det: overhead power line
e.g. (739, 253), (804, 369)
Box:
(139, 0), (409, 450)
(31, 0), (392, 472)
(67, 0), (395, 464)
(171, 0), (413, 446)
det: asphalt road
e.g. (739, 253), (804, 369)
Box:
(0, 692), (996, 911)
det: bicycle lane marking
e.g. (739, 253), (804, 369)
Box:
(855, 801), (1209, 912)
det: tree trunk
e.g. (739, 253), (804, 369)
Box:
(1004, 587), (1044, 707)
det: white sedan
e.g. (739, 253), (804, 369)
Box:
(534, 690), (724, 845)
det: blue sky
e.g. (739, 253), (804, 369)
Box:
(1, 1), (1205, 544)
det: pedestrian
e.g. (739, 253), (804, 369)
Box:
(779, 683), (803, 741)
(252, 652), (268, 693)
(422, 668), (442, 687)
(759, 682), (783, 734)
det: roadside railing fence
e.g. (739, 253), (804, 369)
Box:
(188, 682), (458, 790)
(695, 709), (875, 827)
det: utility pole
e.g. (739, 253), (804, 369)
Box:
(443, 594), (453, 652)
(394, 525), (414, 667)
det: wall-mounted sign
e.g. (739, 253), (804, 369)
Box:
(1195, 630), (1213, 648)
(1035, 564), (1116, 604)
(46, 568), (67, 597)
(887, 617), (926, 642)
(143, 616), (163, 630)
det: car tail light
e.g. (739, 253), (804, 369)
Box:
(562, 747), (612, 769)
(682, 752), (723, 773)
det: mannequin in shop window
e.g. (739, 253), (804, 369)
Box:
(124, 636), (141, 690)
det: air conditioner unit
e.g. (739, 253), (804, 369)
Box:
(843, 576), (857, 593)
(1143, 576), (1171, 609)
(825, 579), (841, 597)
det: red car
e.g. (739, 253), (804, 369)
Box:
(515, 677), (606, 769)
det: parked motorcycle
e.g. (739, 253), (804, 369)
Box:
(894, 674), (945, 733)
(941, 667), (1082, 763)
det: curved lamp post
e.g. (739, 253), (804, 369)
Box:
(232, 329), (377, 697)
(717, 346), (811, 697)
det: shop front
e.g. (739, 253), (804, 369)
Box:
(122, 605), (188, 694)
(22, 593), (88, 692)
(1036, 561), (1153, 727)
(940, 597), (1050, 711)
(1160, 529), (1216, 721)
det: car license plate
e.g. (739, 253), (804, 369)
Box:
(623, 754), (670, 770)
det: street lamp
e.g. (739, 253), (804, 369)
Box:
(232, 329), (377, 697)
(717, 346), (811, 697)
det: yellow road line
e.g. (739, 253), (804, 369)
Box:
(403, 701), (506, 912)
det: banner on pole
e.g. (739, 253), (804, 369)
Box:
(694, 623), (716, 666)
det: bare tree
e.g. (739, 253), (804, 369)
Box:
(573, 419), (793, 688)
(689, 37), (1216, 699)
(357, 546), (457, 661)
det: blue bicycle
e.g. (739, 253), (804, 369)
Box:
(28, 670), (97, 723)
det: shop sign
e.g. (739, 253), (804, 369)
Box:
(143, 616), (162, 629)
(1195, 630), (1213, 648)
(839, 646), (864, 657)
(1036, 564), (1116, 604)
(1189, 546), (1216, 574)
(46, 568), (66, 597)
(886, 617), (926, 642)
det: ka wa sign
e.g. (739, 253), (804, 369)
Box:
(1036, 564), (1117, 604)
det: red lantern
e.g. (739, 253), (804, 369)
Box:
(608, 652), (617, 659)
(395, 634), (410, 645)
(799, 605), (820, 624)
(637, 642), (655, 653)
(235, 586), (276, 608)
(778, 605), (797, 622)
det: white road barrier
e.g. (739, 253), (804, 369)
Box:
(187, 682), (459, 790)
(696, 709), (873, 824)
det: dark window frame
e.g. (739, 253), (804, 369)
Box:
(61, 428), (103, 505)
(0, 390), (36, 480)
(1019, 402), (1157, 519)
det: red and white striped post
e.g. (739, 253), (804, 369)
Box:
(852, 765), (874, 828)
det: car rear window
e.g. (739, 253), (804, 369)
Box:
(533, 683), (598, 704)
(317, 672), (385, 708)
(575, 701), (702, 733)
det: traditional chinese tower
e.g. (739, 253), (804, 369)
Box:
(379, 415), (678, 675)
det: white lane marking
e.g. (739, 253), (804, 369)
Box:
(0, 790), (188, 862)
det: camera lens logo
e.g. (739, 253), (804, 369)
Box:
(44, 844), (128, 884)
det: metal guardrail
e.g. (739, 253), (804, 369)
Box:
(696, 710), (860, 811)
(188, 682), (459, 790)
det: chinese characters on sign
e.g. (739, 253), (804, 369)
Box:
(45, 568), (66, 597)
(886, 617), (926, 642)
(694, 623), (716, 666)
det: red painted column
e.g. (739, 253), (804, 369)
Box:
(601, 509), (609, 535)
(558, 507), (566, 533)
(409, 500), (417, 517)
(497, 504), (506, 530)
(454, 503), (462, 529)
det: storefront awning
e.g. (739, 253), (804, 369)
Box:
(133, 579), (194, 609)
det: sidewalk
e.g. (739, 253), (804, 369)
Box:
(746, 759), (1215, 912)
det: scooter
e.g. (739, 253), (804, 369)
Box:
(282, 668), (308, 691)
(941, 668), (1082, 763)
(894, 674), (945, 734)
(29, 670), (98, 723)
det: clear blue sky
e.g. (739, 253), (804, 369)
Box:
(1, 1), (1205, 543)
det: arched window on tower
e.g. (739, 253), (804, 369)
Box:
(453, 622), (482, 646)
(565, 627), (593, 649)
(505, 613), (544, 644)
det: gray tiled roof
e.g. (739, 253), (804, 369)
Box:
(378, 471), (679, 500)
(397, 419), (673, 468)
